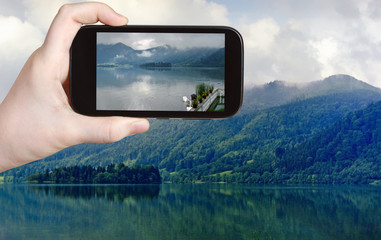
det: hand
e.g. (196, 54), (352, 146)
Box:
(0, 2), (150, 173)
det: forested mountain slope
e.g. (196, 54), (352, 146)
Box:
(276, 101), (381, 184)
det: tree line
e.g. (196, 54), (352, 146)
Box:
(27, 163), (161, 184)
(140, 62), (172, 68)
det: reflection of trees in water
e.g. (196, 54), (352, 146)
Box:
(29, 184), (161, 202)
(1, 185), (381, 240)
(157, 185), (381, 240)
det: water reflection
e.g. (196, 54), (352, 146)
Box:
(0, 184), (380, 240)
(28, 184), (160, 201)
(96, 67), (224, 111)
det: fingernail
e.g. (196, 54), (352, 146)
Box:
(131, 120), (149, 134)
(117, 12), (128, 25)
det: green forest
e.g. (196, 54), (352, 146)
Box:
(26, 163), (161, 184)
(3, 75), (381, 185)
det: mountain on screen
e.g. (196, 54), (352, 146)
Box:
(97, 42), (224, 67)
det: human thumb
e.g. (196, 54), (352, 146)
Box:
(73, 115), (150, 144)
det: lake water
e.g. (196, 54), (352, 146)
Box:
(96, 67), (224, 111)
(0, 184), (380, 240)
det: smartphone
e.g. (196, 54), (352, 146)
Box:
(70, 25), (243, 119)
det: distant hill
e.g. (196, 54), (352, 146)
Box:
(305, 74), (377, 95)
(3, 75), (381, 184)
(97, 42), (224, 67)
(242, 74), (379, 112)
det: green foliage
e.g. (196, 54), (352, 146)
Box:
(26, 163), (161, 184)
(252, 231), (274, 240)
(277, 101), (381, 184)
(192, 99), (198, 108)
(195, 83), (214, 107)
(196, 83), (206, 97)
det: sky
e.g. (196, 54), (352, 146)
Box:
(97, 32), (225, 50)
(1, 0), (381, 101)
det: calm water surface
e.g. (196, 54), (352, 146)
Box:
(0, 184), (380, 240)
(96, 67), (224, 111)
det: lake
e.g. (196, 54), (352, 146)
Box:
(0, 184), (380, 240)
(96, 67), (224, 111)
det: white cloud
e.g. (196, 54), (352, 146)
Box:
(0, 15), (43, 60)
(303, 0), (381, 88)
(309, 37), (341, 77)
(137, 51), (153, 58)
(308, 37), (367, 83)
(132, 39), (155, 50)
(22, 0), (68, 32)
(240, 18), (280, 55)
(0, 15), (44, 101)
(100, 0), (230, 25)
(237, 0), (381, 88)
(0, 0), (63, 102)
(238, 18), (323, 87)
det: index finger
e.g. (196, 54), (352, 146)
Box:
(42, 2), (128, 57)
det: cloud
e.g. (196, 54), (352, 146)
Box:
(100, 0), (230, 25)
(22, 0), (68, 32)
(132, 38), (156, 50)
(237, 0), (381, 88)
(137, 51), (153, 58)
(98, 32), (225, 50)
(238, 18), (323, 87)
(0, 14), (44, 100)
(0, 1), (25, 20)
(241, 18), (280, 55)
(1, 0), (381, 102)
(303, 0), (381, 88)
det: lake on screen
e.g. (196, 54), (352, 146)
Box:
(1, 184), (380, 240)
(96, 67), (224, 111)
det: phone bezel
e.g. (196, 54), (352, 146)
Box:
(70, 25), (243, 118)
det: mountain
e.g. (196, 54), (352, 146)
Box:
(242, 74), (379, 112)
(97, 42), (136, 64)
(3, 75), (381, 183)
(97, 42), (224, 67)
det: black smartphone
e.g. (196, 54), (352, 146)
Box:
(70, 25), (243, 119)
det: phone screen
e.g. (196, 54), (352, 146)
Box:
(96, 32), (225, 112)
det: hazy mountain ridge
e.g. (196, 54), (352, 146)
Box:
(242, 74), (380, 112)
(97, 42), (224, 67)
(3, 74), (381, 183)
